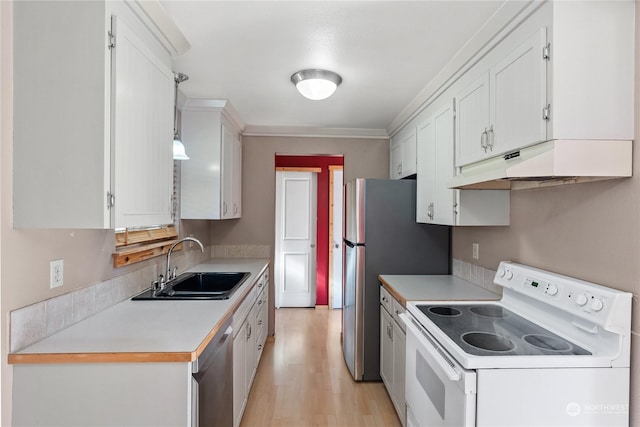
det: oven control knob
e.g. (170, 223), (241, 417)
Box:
(576, 294), (588, 306)
(591, 298), (604, 312)
(546, 284), (559, 296)
(498, 268), (506, 278)
(505, 270), (513, 280)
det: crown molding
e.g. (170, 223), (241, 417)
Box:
(242, 125), (389, 140)
(182, 98), (246, 132)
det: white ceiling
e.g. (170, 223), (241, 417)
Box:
(162, 1), (509, 136)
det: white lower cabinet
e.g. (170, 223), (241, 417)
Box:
(380, 287), (406, 426)
(233, 270), (269, 427)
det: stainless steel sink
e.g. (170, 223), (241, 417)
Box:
(132, 272), (250, 300)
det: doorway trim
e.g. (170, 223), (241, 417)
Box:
(328, 165), (344, 309)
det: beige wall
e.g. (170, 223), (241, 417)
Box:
(209, 135), (389, 335)
(452, 5), (640, 422)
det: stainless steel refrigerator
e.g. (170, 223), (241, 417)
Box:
(342, 178), (450, 381)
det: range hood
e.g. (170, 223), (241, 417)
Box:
(448, 139), (632, 190)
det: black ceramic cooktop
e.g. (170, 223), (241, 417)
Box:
(418, 304), (591, 357)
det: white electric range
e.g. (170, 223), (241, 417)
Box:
(401, 261), (631, 427)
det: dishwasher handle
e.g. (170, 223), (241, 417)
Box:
(193, 324), (233, 375)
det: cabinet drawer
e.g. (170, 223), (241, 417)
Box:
(233, 286), (256, 335)
(391, 298), (406, 333)
(380, 286), (393, 313)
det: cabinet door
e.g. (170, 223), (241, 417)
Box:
(391, 321), (406, 426)
(221, 123), (235, 219)
(233, 329), (247, 427)
(245, 304), (258, 389)
(389, 139), (403, 179)
(455, 73), (490, 167)
(113, 16), (174, 228)
(380, 307), (393, 390)
(400, 128), (417, 177)
(232, 134), (242, 217)
(432, 101), (456, 225)
(490, 28), (547, 156)
(417, 100), (455, 226)
(416, 117), (435, 223)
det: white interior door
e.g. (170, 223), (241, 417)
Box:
(330, 168), (344, 309)
(275, 171), (317, 308)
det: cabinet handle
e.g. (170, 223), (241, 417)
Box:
(258, 299), (263, 305)
(481, 129), (488, 152)
(258, 319), (263, 326)
(427, 202), (434, 220)
(258, 344), (263, 351)
(487, 125), (494, 151)
(246, 323), (252, 340)
(223, 202), (228, 215)
(397, 163), (402, 175)
(389, 322), (393, 340)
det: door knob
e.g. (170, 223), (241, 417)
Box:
(310, 244), (316, 248)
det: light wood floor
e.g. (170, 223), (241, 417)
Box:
(240, 307), (402, 427)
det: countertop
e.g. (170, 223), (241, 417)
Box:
(378, 274), (500, 307)
(9, 259), (269, 365)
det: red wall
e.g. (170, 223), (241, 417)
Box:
(275, 155), (344, 306)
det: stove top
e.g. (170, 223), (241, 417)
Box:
(418, 303), (591, 357)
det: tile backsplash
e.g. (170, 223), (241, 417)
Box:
(452, 258), (502, 295)
(9, 244), (274, 353)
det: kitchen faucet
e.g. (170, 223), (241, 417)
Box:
(162, 237), (204, 287)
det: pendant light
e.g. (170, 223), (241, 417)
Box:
(291, 69), (342, 100)
(173, 73), (190, 160)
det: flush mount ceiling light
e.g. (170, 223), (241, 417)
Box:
(291, 69), (342, 101)
(173, 72), (190, 160)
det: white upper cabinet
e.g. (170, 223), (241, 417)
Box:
(180, 99), (244, 220)
(456, 28), (547, 167)
(13, 1), (183, 229)
(112, 16), (174, 228)
(389, 138), (403, 179)
(389, 127), (417, 179)
(417, 98), (509, 226)
(454, 1), (634, 168)
(454, 74), (490, 168)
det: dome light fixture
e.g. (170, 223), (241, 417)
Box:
(173, 72), (190, 160)
(291, 69), (342, 101)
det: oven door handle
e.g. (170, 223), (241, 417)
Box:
(400, 313), (462, 382)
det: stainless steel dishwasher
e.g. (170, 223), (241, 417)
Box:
(192, 317), (233, 427)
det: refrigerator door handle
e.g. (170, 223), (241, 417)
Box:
(344, 239), (355, 248)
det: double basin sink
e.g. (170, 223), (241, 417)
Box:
(132, 272), (250, 300)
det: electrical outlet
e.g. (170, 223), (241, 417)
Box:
(50, 259), (64, 288)
(472, 243), (479, 260)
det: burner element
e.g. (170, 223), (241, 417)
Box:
(523, 334), (573, 352)
(469, 305), (509, 318)
(428, 306), (462, 317)
(462, 332), (515, 352)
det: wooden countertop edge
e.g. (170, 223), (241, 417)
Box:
(8, 351), (196, 364)
(9, 262), (271, 365)
(378, 275), (407, 307)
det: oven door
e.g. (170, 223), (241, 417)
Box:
(401, 313), (476, 427)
